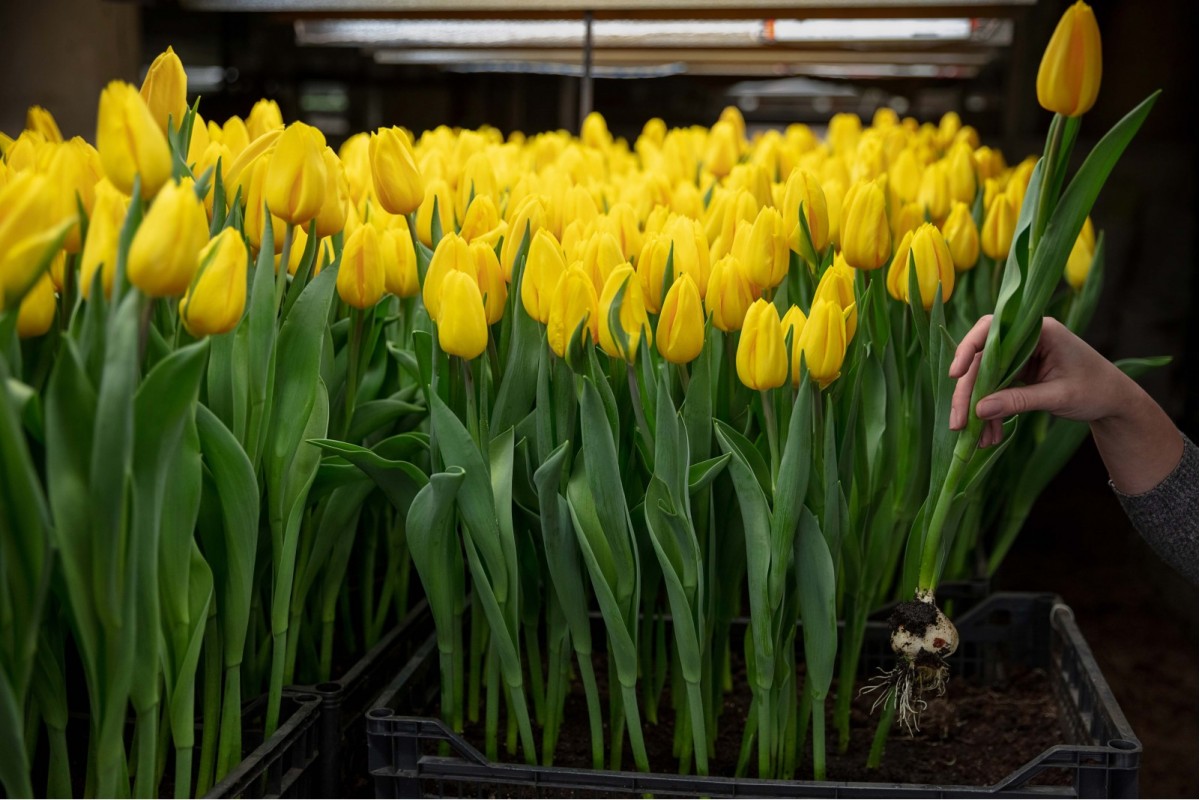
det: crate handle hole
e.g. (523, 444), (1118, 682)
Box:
(367, 708), (392, 719)
(1108, 739), (1139, 752)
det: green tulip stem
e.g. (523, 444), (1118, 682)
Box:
(1030, 114), (1064, 256)
(760, 390), (780, 490)
(626, 363), (654, 457)
(461, 357), (480, 446)
(866, 693), (896, 769)
(917, 423), (979, 592)
(275, 222), (295, 310)
(344, 307), (364, 439)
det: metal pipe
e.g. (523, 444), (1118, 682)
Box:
(579, 10), (593, 128)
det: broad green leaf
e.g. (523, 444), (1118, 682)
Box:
(795, 509), (837, 700)
(406, 468), (467, 655)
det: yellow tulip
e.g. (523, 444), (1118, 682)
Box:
(1064, 217), (1097, 290)
(828, 113), (862, 154)
(917, 161), (950, 221)
(581, 111), (611, 150)
(96, 80), (172, 198)
(25, 106), (63, 143)
(471, 240), (507, 324)
(79, 179), (128, 299)
(247, 98), (285, 140)
(41, 140), (97, 253)
(705, 253), (757, 332)
(974, 146), (1006, 181)
(127, 177), (210, 297)
(455, 151), (497, 221)
(890, 223), (955, 310)
(636, 232), (673, 313)
(5, 131), (44, 174)
(798, 298), (850, 389)
(824, 178), (847, 247)
(781, 305), (807, 387)
(139, 46), (187, 134)
(736, 206), (789, 290)
(782, 168), (829, 256)
(521, 229), (567, 323)
(941, 201), (980, 271)
(982, 177), (1003, 212)
(885, 230), (915, 303)
(579, 230), (625, 295)
(936, 111), (962, 150)
(888, 149), (921, 202)
(736, 299), (787, 391)
(48, 250), (66, 292)
(598, 264), (651, 362)
(337, 223), (386, 309)
(663, 214), (710, 298)
(0, 173), (76, 309)
(339, 133), (373, 205)
(501, 195), (546, 281)
(812, 257), (857, 340)
(945, 142), (978, 204)
(704, 121), (739, 178)
(840, 180), (891, 270)
(243, 158), (285, 254)
(891, 200), (924, 242)
(314, 147), (349, 238)
(179, 227), (248, 337)
(437, 270), (489, 359)
(1037, 1), (1102, 117)
(265, 123), (327, 226)
(382, 224), (419, 298)
(222, 116), (250, 158)
(1006, 158), (1037, 211)
(459, 194), (506, 247)
(547, 266), (599, 358)
(981, 194), (1017, 261)
(17, 273), (56, 338)
(600, 201), (642, 261)
(656, 273), (705, 365)
(187, 112), (210, 168)
(415, 178), (455, 248)
(370, 127), (423, 216)
(423, 232), (473, 321)
(223, 128), (282, 207)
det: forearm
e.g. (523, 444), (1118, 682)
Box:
(1090, 374), (1184, 495)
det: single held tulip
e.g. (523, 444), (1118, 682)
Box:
(981, 194), (1017, 260)
(179, 227), (248, 336)
(383, 224), (420, 298)
(0, 173), (76, 308)
(598, 264), (652, 362)
(369, 126), (423, 216)
(840, 179), (891, 270)
(521, 229), (568, 323)
(1064, 217), (1097, 290)
(96, 81), (172, 198)
(941, 202), (980, 271)
(265, 122), (327, 226)
(736, 298), (788, 391)
(736, 206), (789, 290)
(437, 270), (489, 360)
(812, 257), (858, 340)
(338, 224), (386, 310)
(26, 106), (63, 143)
(546, 265), (600, 358)
(798, 298), (851, 388)
(139, 46), (188, 134)
(17, 273), (56, 338)
(471, 241), (507, 324)
(781, 305), (807, 387)
(79, 179), (128, 299)
(656, 273), (705, 364)
(127, 177), (210, 297)
(314, 147), (350, 238)
(423, 232), (473, 320)
(1037, 1), (1102, 117)
(705, 253), (756, 332)
(782, 168), (829, 257)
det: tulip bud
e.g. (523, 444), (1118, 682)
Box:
(127, 177), (210, 297)
(889, 223), (955, 310)
(828, 113), (862, 154)
(840, 180), (891, 271)
(663, 214), (710, 298)
(885, 230), (915, 304)
(16, 273), (56, 338)
(736, 299), (787, 391)
(522, 229), (567, 323)
(0, 173), (74, 309)
(941, 201), (980, 271)
(41, 140), (97, 253)
(945, 142), (978, 205)
(437, 270), (489, 360)
(655, 273), (705, 365)
(26, 106), (63, 143)
(265, 123), (327, 227)
(981, 194), (1017, 261)
(936, 112), (962, 151)
(781, 305), (807, 387)
(581, 111), (611, 149)
(471, 240), (507, 324)
(96, 81), (172, 198)
(824, 178), (847, 247)
(460, 194), (506, 247)
(705, 254), (757, 333)
(243, 157), (285, 254)
(247, 98), (285, 140)
(415, 178), (455, 248)
(598, 264), (652, 362)
(798, 299), (850, 389)
(704, 121), (739, 178)
(423, 232), (473, 321)
(1037, 1), (1102, 117)
(499, 194), (545, 282)
(547, 266), (600, 358)
(77, 179), (127, 299)
(579, 230), (626, 295)
(736, 206), (789, 290)
(891, 201), (923, 243)
(382, 225), (419, 298)
(221, 116), (250, 158)
(140, 46), (188, 134)
(455, 151), (498, 221)
(178, 227), (248, 337)
(782, 169), (829, 257)
(369, 127), (423, 216)
(314, 147), (349, 238)
(223, 128), (282, 209)
(1005, 158), (1036, 211)
(917, 161), (950, 221)
(338, 223), (386, 309)
(812, 257), (858, 340)
(1064, 217), (1096, 290)
(888, 150), (921, 202)
(636, 232), (673, 313)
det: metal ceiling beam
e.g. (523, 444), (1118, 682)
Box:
(372, 47), (996, 66)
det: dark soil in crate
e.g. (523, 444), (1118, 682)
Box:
(454, 647), (1066, 788)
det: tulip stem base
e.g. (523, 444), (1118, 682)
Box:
(626, 364), (653, 459)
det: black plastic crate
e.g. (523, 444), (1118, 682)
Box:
(207, 691), (323, 799)
(365, 593), (1141, 798)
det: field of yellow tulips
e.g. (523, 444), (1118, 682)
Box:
(0, 3), (1162, 796)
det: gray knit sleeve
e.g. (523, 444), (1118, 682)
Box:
(1112, 433), (1198, 584)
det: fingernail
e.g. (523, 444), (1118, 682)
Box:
(949, 408), (963, 429)
(977, 398), (999, 418)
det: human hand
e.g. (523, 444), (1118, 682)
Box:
(947, 315), (1134, 447)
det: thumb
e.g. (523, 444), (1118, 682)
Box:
(975, 382), (1064, 419)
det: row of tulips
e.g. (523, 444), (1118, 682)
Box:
(0, 3), (1161, 794)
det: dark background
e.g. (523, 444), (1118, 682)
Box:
(1, 0), (1194, 795)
